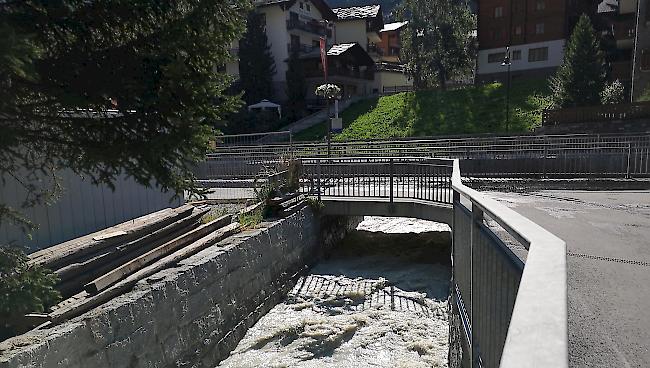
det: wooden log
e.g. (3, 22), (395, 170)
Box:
(55, 219), (200, 298)
(83, 214), (233, 294)
(49, 222), (241, 325)
(54, 207), (208, 283)
(30, 205), (195, 269)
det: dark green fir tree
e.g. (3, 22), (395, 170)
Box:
(550, 14), (605, 108)
(285, 50), (307, 120)
(239, 11), (276, 105)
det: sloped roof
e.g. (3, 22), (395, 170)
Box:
(327, 43), (374, 65)
(380, 21), (408, 32)
(254, 0), (336, 20)
(332, 4), (381, 20)
(327, 43), (357, 56)
(597, 0), (618, 13)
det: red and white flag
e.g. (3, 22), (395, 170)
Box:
(319, 36), (328, 80)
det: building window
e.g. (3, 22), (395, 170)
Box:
(514, 26), (522, 35)
(299, 2), (303, 9)
(535, 23), (545, 34)
(494, 6), (504, 18)
(488, 52), (506, 63)
(511, 50), (522, 60)
(536, 0), (546, 10)
(528, 47), (549, 62)
(306, 3), (311, 11)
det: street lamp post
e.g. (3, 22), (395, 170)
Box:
(501, 46), (512, 132)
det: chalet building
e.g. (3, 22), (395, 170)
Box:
(332, 5), (384, 60)
(475, 0), (595, 83)
(301, 42), (376, 98)
(249, 0), (336, 100)
(596, 0), (640, 92)
(225, 1), (416, 101)
(331, 5), (412, 93)
(378, 21), (408, 63)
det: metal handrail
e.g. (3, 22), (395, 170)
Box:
(296, 156), (569, 366)
(451, 159), (568, 367)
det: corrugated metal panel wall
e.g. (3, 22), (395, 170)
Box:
(0, 170), (183, 252)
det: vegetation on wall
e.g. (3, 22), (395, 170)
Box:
(549, 14), (606, 108)
(0, 0), (249, 228)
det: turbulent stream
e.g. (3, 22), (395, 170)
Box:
(218, 217), (452, 368)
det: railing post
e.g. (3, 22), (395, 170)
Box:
(543, 136), (548, 178)
(470, 204), (484, 368)
(317, 159), (322, 201)
(389, 158), (394, 203)
(626, 143), (632, 179)
(289, 131), (294, 159)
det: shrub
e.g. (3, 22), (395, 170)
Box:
(639, 86), (650, 102)
(0, 246), (60, 336)
(601, 79), (625, 105)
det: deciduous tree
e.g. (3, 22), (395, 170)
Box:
(398, 0), (475, 90)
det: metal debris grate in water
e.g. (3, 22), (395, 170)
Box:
(287, 274), (437, 316)
(567, 252), (650, 267)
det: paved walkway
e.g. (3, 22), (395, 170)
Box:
(485, 190), (650, 368)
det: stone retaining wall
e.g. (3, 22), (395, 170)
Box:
(0, 208), (361, 368)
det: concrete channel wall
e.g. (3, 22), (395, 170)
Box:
(0, 208), (361, 368)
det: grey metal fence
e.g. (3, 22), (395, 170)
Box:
(452, 160), (567, 368)
(198, 133), (650, 179)
(293, 156), (568, 367)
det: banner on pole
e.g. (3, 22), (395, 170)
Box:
(319, 36), (328, 79)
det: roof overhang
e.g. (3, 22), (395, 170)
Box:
(255, 0), (335, 20)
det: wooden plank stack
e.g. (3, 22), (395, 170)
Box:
(267, 192), (307, 218)
(25, 203), (248, 330)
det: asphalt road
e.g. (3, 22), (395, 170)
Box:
(485, 190), (650, 368)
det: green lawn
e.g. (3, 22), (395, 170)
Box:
(293, 79), (552, 142)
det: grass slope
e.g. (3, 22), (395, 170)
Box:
(294, 79), (551, 141)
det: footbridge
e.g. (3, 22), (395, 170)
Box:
(197, 132), (650, 367)
(285, 156), (567, 368)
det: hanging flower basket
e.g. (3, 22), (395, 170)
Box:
(315, 84), (341, 100)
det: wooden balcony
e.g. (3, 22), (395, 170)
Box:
(305, 66), (374, 80)
(286, 19), (329, 37)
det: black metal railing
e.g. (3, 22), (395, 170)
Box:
(299, 157), (453, 204)
(286, 18), (329, 36)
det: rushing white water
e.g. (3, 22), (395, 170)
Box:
(218, 217), (451, 368)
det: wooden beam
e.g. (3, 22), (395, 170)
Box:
(49, 222), (241, 325)
(30, 205), (195, 269)
(54, 216), (201, 298)
(54, 207), (208, 283)
(83, 214), (232, 294)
